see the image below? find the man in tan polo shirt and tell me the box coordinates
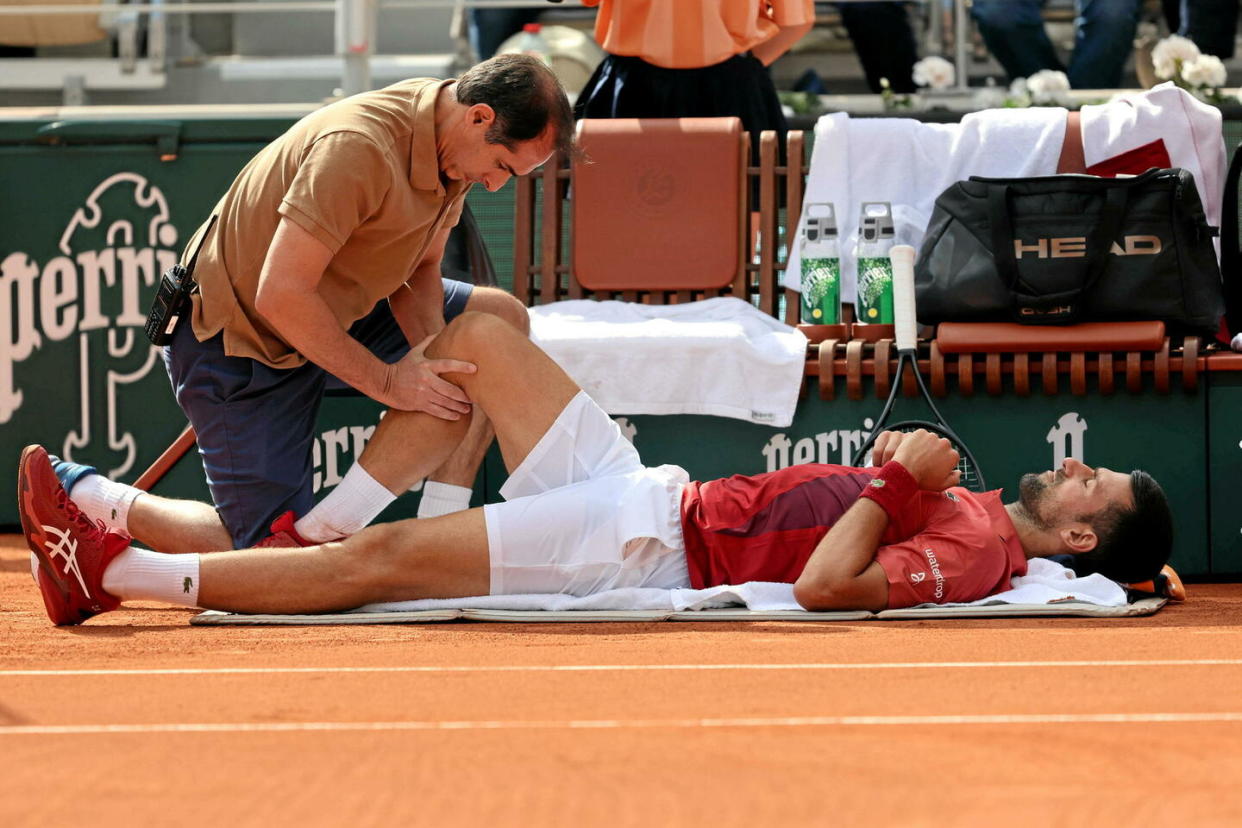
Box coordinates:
[48,54,574,554]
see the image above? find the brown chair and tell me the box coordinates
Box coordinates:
[573,117,745,298]
[513,117,807,318]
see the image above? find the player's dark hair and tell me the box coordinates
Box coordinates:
[455,54,575,159]
[1076,470,1173,583]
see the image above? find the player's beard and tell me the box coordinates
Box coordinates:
[1016,472,1054,530]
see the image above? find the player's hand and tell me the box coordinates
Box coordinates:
[378,334,477,418]
[883,429,961,491]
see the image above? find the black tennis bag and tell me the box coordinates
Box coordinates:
[913,168,1224,335]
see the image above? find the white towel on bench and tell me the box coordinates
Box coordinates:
[352,557,1125,614]
[528,297,808,427]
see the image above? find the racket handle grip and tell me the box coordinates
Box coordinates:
[890,244,918,351]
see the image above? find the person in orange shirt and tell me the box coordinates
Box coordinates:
[574,0,815,167]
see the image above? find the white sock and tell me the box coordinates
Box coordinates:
[68,475,142,534]
[417,481,473,518]
[294,463,395,542]
[102,547,201,607]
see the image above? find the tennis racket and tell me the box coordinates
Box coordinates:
[850,244,987,492]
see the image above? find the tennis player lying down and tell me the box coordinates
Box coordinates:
[19,312,1174,626]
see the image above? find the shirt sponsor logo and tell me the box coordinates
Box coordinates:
[922,547,945,600]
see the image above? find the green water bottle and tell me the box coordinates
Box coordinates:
[799,203,840,324]
[856,201,895,325]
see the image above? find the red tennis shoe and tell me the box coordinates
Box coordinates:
[254,510,314,548]
[18,445,130,626]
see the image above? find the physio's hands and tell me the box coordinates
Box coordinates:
[871,428,960,491]
[379,334,477,418]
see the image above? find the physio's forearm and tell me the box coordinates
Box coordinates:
[390,268,446,345]
[258,286,387,398]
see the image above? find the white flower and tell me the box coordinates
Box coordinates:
[1151,34,1201,80]
[1181,53,1227,89]
[1005,77,1031,106]
[1026,69,1071,103]
[972,80,1006,109]
[912,56,955,90]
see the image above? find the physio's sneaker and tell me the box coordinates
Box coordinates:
[18,445,129,626]
[45,452,98,496]
[254,510,313,548]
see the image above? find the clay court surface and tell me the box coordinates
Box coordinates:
[4,534,1242,826]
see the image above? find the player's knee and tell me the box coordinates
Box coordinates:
[341,521,440,597]
[441,311,519,360]
[466,287,531,336]
[326,526,397,592]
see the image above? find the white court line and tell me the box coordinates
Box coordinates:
[5,712,1242,736]
[5,659,1242,677]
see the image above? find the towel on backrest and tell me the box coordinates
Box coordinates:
[352,558,1126,614]
[1079,82,1225,261]
[528,297,808,427]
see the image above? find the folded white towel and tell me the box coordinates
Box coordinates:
[786,107,1067,303]
[528,297,808,427]
[353,558,1126,614]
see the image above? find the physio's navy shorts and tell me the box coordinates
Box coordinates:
[163,278,474,548]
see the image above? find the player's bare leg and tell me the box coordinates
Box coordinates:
[127,496,233,554]
[197,509,491,614]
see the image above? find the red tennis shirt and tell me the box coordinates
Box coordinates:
[679,463,1028,608]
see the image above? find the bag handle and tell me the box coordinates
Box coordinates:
[987,182,1130,323]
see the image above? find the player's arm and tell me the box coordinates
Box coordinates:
[255,218,473,417]
[793,430,960,612]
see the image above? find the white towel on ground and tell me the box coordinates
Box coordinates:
[785,107,1067,303]
[353,558,1126,614]
[528,297,808,427]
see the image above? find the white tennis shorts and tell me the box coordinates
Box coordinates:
[483,391,691,596]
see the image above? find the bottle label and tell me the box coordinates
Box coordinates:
[800,257,840,324]
[857,256,894,324]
